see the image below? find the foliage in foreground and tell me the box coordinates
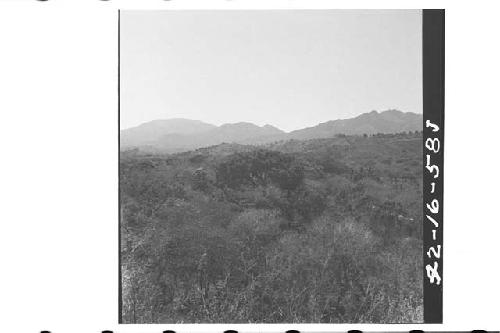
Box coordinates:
[120,132,423,323]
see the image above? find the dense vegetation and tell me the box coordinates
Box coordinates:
[120,131,423,323]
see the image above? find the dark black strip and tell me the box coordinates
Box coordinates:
[118,9,122,324]
[422,9,445,323]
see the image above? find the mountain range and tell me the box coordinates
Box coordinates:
[121,109,422,153]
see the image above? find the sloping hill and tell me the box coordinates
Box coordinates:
[288,110,422,140]
[120,110,422,153]
[120,119,217,147]
[152,122,285,152]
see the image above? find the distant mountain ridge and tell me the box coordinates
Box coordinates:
[120,118,217,147]
[121,110,422,153]
[288,109,422,140]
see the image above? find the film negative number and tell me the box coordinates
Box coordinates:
[425,261,442,285]
[424,119,441,286]
[425,119,440,132]
[425,154,439,178]
[425,137,440,153]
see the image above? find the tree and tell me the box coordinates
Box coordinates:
[192,168,209,191]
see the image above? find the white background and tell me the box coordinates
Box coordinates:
[0,0,499,332]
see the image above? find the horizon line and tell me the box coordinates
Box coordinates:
[120,109,423,132]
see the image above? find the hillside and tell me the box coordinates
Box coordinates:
[152,122,285,153]
[120,131,423,323]
[120,110,422,153]
[120,118,217,147]
[288,110,422,140]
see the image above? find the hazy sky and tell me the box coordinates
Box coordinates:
[120,10,422,132]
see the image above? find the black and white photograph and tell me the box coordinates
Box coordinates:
[119,9,426,324]
[5,0,500,332]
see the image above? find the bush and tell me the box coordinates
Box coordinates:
[215,150,304,191]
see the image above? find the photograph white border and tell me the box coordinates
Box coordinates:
[0,0,499,332]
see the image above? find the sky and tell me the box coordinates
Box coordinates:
[120,10,422,132]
